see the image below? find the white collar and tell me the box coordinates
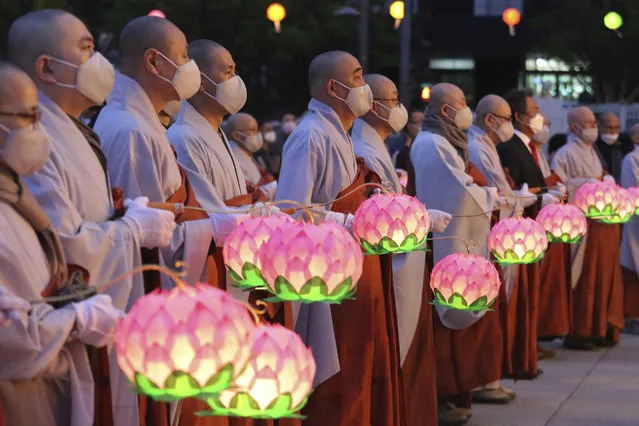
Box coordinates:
[513,129,531,151]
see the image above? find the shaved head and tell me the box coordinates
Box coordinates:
[598,111,620,136]
[119,16,185,70]
[308,51,361,97]
[568,106,595,127]
[226,112,257,134]
[364,74,396,99]
[476,94,510,118]
[188,39,228,75]
[7,9,87,74]
[429,83,465,115]
[630,123,639,140]
[0,61,37,109]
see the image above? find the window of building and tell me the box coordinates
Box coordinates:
[474,0,523,17]
[523,55,592,100]
[429,58,475,70]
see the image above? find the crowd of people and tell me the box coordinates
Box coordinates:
[0,8,637,426]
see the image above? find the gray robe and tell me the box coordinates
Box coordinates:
[620,146,639,276]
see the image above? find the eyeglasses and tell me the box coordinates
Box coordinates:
[0,108,41,125]
[488,113,512,121]
[374,98,401,108]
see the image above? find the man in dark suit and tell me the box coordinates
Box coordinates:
[595,111,634,182]
[498,88,555,212]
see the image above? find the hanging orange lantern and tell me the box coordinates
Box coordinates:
[267,3,287,33]
[502,8,521,36]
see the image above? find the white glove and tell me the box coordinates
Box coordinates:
[249,202,281,217]
[71,294,124,348]
[603,175,616,184]
[542,193,560,207]
[512,183,538,209]
[553,183,567,195]
[323,211,355,229]
[259,181,277,200]
[428,209,452,233]
[372,188,382,196]
[210,213,249,245]
[0,288,31,326]
[123,197,177,249]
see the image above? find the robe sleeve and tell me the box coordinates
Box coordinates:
[0,301,77,381]
[478,145,511,194]
[275,128,324,207]
[550,149,570,183]
[171,133,227,209]
[621,154,639,188]
[24,162,144,311]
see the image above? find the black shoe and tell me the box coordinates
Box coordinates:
[563,336,596,351]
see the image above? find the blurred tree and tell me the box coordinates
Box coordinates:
[1,0,403,120]
[530,0,639,102]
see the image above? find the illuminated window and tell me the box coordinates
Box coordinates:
[429,58,475,70]
[474,0,523,17]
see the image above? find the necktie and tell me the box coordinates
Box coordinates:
[530,143,541,169]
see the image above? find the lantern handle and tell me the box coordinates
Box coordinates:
[299,182,392,213]
[27,263,188,304]
[236,299,269,325]
[427,235,475,254]
[269,199,315,222]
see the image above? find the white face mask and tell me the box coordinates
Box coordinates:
[237,132,263,153]
[533,124,550,144]
[162,100,182,118]
[332,80,373,117]
[374,101,409,133]
[263,130,276,144]
[488,115,514,142]
[445,105,473,130]
[0,124,51,176]
[522,113,544,134]
[281,121,297,134]
[155,52,201,101]
[49,52,115,105]
[601,133,619,145]
[576,124,598,144]
[202,74,247,115]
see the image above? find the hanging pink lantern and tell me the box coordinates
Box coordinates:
[259,221,363,303]
[352,193,430,254]
[628,187,639,215]
[536,203,587,244]
[430,253,501,311]
[488,217,548,264]
[203,324,315,419]
[601,186,634,224]
[223,214,295,290]
[114,283,255,401]
[574,181,620,219]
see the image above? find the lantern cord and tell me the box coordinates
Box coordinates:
[28,264,188,305]
[428,236,475,254]
[292,182,392,212]
[269,199,315,221]
[452,191,569,219]
[237,299,269,325]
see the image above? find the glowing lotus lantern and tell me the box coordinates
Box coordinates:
[600,186,634,224]
[223,214,295,290]
[536,203,587,244]
[259,221,363,303]
[574,181,620,219]
[430,253,501,311]
[352,193,430,255]
[628,187,639,215]
[204,324,315,419]
[114,283,255,401]
[488,217,548,264]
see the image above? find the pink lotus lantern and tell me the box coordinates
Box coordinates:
[114,283,255,401]
[488,217,548,264]
[223,214,295,290]
[203,324,315,419]
[601,186,634,224]
[628,187,639,215]
[259,221,363,303]
[536,203,587,244]
[352,193,430,254]
[430,253,501,311]
[574,181,620,219]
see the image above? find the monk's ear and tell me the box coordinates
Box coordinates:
[144,49,160,76]
[34,55,57,84]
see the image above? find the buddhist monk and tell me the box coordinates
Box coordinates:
[351,73,453,425]
[7,10,178,426]
[411,83,508,424]
[0,59,123,426]
[275,51,403,426]
[552,106,624,349]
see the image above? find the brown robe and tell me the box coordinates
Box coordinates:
[623,266,639,318]
[538,242,572,338]
[302,159,404,426]
[570,220,624,343]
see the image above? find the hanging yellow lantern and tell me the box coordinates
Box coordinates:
[267,3,287,33]
[389,1,405,30]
